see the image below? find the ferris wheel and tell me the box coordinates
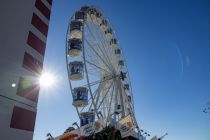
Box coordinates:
[66,6,139,134]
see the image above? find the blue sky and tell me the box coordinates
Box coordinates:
[33,0,210,140]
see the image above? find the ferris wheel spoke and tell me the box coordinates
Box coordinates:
[107,85,115,122]
[86,23,106,55]
[80,74,115,88]
[85,38,113,72]
[85,60,111,74]
[92,35,115,73]
[75,107,80,118]
[89,16,111,54]
[89,81,111,112]
[79,86,100,113]
[97,81,114,110]
[104,83,114,117]
[85,48,107,73]
[86,71,100,80]
[95,87,102,108]
[85,34,113,73]
[113,79,120,120]
[86,23,115,72]
[89,19,117,69]
[85,34,114,73]
[81,80,101,88]
[88,84,104,112]
[88,81,111,111]
[90,21,114,65]
[95,81,111,109]
[83,27,100,119]
[117,79,126,117]
[85,49,101,66]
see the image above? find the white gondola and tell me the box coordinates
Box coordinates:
[75,11,86,22]
[115,104,121,115]
[69,61,84,81]
[127,95,131,102]
[124,84,130,91]
[68,39,82,56]
[127,107,132,114]
[70,20,83,40]
[119,60,124,67]
[72,87,88,107]
[105,28,113,40]
[96,11,102,25]
[89,8,97,24]
[114,48,121,55]
[80,6,90,12]
[120,71,127,81]
[100,19,108,32]
[117,104,121,110]
[110,38,117,48]
[80,111,95,126]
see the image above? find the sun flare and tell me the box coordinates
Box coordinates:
[39,72,56,88]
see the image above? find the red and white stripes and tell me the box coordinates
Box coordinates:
[10,0,52,133]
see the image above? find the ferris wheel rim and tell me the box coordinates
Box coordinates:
[66,6,138,129]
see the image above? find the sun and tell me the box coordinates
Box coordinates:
[39,72,56,88]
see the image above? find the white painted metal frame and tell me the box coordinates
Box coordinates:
[66,6,139,135]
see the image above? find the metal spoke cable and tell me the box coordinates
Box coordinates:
[107,82,115,122]
[86,43,107,73]
[85,48,108,77]
[86,23,115,72]
[93,23,116,69]
[90,21,112,58]
[104,83,115,116]
[88,85,103,111]
[79,74,116,88]
[85,35,104,67]
[86,25,115,74]
[85,45,101,65]
[90,22,116,73]
[85,38,113,73]
[95,82,112,111]
[97,81,113,110]
[85,60,111,74]
[82,22,100,119]
[85,29,112,72]
[91,18,117,71]
[79,85,101,113]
